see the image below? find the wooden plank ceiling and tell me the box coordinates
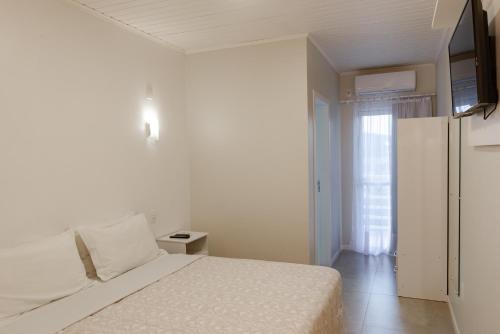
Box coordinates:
[74,0,446,71]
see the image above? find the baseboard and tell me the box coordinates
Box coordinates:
[331,248,342,266]
[447,297,460,334]
[341,244,353,251]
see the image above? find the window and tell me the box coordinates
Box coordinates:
[352,102,394,255]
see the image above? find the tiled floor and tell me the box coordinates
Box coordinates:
[333,251,455,334]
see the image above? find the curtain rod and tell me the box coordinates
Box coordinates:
[340,92,436,104]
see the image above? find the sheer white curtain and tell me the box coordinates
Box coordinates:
[392,96,433,118]
[352,101,395,255]
[352,97,432,256]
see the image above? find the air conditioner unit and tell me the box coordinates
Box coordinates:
[355,70,416,96]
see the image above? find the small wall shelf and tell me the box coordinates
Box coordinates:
[156,231,209,255]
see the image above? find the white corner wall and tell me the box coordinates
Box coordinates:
[186,38,311,264]
[306,40,342,264]
[435,1,500,332]
[0,0,190,246]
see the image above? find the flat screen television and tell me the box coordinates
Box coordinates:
[449,0,497,118]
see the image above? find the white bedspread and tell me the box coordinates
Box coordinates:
[3,255,344,334]
[63,256,343,333]
[0,254,201,334]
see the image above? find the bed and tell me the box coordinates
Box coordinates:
[2,254,343,334]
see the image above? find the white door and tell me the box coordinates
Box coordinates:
[397,116,448,301]
[314,94,332,266]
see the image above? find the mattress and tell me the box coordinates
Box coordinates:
[4,255,344,334]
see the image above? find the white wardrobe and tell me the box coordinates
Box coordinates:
[397,116,448,302]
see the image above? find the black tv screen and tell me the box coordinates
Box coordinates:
[449,0,497,118]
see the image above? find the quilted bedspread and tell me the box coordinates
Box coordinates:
[61,256,343,334]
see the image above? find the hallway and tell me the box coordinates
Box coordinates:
[333,251,454,334]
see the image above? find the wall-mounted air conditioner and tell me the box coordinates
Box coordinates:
[355,70,416,95]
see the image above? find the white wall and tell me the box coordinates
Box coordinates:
[1,2,340,266]
[0,0,190,246]
[306,40,342,264]
[436,1,500,332]
[186,38,311,264]
[339,64,437,247]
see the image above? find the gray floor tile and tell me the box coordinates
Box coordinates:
[345,317,364,334]
[376,255,396,273]
[334,251,379,268]
[362,325,406,334]
[364,294,454,334]
[342,274,375,293]
[334,251,454,334]
[343,292,370,321]
[371,271,397,296]
[334,261,378,278]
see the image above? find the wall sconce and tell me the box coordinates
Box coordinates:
[143,85,159,141]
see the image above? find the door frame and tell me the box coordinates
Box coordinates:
[308,90,332,265]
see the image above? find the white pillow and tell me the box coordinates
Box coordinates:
[0,230,90,320]
[75,212,136,278]
[78,214,162,281]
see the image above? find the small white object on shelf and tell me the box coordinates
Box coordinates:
[156,231,208,255]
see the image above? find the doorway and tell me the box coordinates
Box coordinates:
[313,93,333,266]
